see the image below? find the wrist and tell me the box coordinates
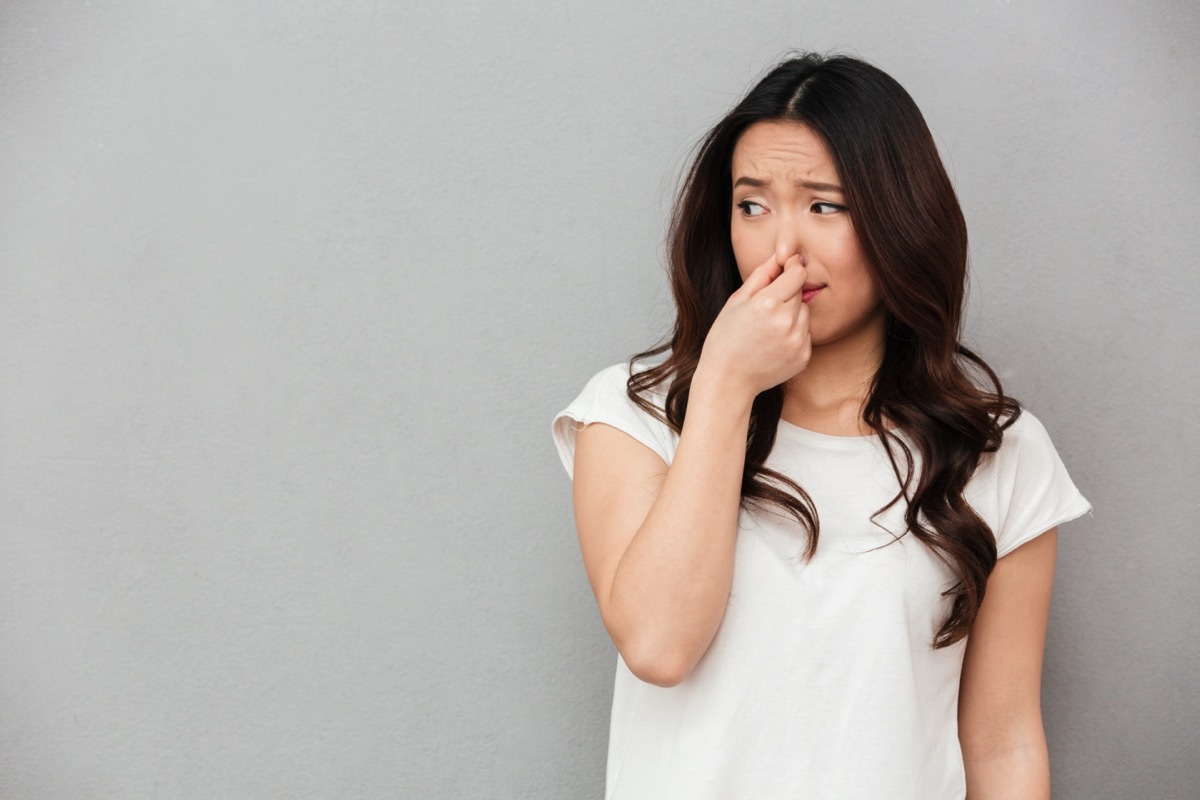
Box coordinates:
[690,361,756,420]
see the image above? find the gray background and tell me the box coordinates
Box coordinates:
[1,0,1196,798]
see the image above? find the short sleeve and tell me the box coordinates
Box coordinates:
[550,362,678,480]
[976,410,1093,558]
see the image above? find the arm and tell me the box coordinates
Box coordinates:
[958,528,1058,799]
[572,363,753,687]
[571,254,811,688]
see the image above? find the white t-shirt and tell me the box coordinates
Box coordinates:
[551,361,1092,800]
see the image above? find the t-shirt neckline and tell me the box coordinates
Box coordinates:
[776,417,891,448]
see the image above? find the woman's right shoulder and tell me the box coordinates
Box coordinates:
[550,359,677,480]
[580,359,671,397]
[579,360,635,396]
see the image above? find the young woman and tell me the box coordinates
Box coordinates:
[551,53,1090,799]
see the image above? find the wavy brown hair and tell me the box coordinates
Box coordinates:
[625,52,1020,649]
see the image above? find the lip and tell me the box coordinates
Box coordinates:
[800,284,825,303]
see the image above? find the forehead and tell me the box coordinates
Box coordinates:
[731,121,838,181]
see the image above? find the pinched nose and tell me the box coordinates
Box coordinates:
[777,251,808,269]
[775,232,808,268]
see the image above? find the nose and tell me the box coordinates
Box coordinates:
[773,216,806,268]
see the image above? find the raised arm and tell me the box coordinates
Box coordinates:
[571,254,811,687]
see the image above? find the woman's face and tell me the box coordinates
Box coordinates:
[729,120,883,350]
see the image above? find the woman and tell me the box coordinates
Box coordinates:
[551,53,1090,799]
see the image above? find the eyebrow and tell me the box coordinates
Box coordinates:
[733,176,845,194]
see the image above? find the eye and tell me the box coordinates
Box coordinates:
[736,200,766,217]
[811,202,845,215]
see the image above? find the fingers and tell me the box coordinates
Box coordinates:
[759,255,808,304]
[735,254,783,297]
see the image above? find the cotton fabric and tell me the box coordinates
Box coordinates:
[551,361,1091,800]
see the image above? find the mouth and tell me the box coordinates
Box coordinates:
[801,284,825,303]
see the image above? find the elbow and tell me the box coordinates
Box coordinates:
[618,639,697,688]
[600,605,713,688]
[625,653,692,688]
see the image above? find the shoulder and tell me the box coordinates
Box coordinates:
[970,407,1092,558]
[988,408,1063,474]
[576,360,638,398]
[559,361,671,428]
[550,359,677,480]
[1000,406,1049,442]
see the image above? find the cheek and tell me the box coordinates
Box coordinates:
[834,238,878,301]
[851,264,881,313]
[729,224,767,281]
[827,234,863,268]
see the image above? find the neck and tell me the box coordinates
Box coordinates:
[781,316,885,435]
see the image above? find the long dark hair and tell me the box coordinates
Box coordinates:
[627,52,1020,649]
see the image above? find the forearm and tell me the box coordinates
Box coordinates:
[963,732,1050,800]
[606,363,753,685]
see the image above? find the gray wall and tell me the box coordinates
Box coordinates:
[1,1,1196,797]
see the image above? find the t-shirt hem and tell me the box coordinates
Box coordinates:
[996,493,1093,558]
[551,409,669,481]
